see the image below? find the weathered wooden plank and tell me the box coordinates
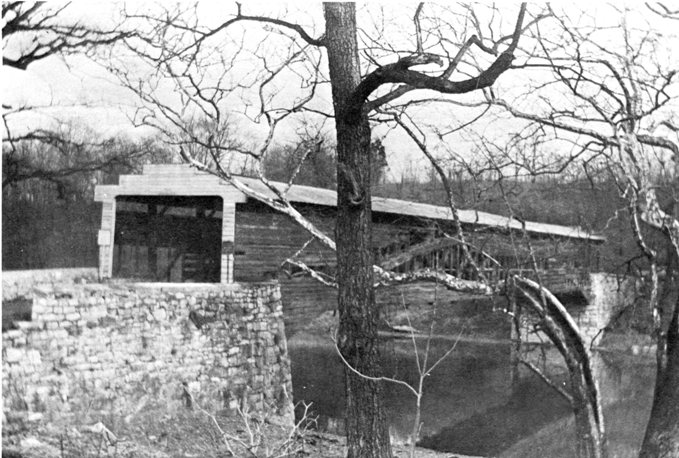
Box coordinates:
[222,203,236,239]
[143,164,196,174]
[110,186,246,201]
[131,174,224,186]
[220,203,236,283]
[94,187,118,202]
[96,185,245,202]
[278,277,338,333]
[235,247,335,261]
[116,179,224,191]
[98,199,116,278]
[236,222,333,247]
[100,202,114,229]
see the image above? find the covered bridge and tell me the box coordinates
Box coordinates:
[94,164,605,334]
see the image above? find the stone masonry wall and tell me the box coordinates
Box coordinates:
[577,273,638,346]
[2,268,99,300]
[518,273,637,348]
[2,280,293,425]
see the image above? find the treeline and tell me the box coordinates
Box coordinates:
[2,133,173,270]
[2,132,668,276]
[375,166,678,276]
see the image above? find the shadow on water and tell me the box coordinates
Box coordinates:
[418,378,571,456]
[289,336,655,457]
[500,395,653,458]
[290,337,527,445]
[290,341,346,431]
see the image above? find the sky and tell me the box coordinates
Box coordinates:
[3,1,678,180]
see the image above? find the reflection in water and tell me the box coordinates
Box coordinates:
[289,337,655,457]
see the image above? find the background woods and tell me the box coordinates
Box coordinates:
[3,2,679,458]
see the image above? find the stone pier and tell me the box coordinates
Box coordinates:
[2,276,293,425]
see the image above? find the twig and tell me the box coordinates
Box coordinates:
[519,359,574,405]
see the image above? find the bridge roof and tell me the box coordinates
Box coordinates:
[95,164,605,242]
[237,176,605,242]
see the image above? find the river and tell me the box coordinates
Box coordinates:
[289,335,655,457]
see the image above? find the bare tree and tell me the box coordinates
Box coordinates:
[489,5,679,456]
[110,3,538,456]
[2,123,155,190]
[2,1,134,188]
[333,293,466,458]
[2,2,128,71]
[262,121,337,189]
[385,108,608,457]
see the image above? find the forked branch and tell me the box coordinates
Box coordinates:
[349,3,528,123]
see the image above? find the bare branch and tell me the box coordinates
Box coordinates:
[520,359,575,405]
[413,3,424,54]
[2,2,132,70]
[374,267,493,295]
[284,259,337,289]
[349,3,528,122]
[162,3,325,58]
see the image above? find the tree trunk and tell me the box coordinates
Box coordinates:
[547,325,606,458]
[323,3,392,458]
[569,363,607,458]
[640,296,679,458]
[514,277,607,458]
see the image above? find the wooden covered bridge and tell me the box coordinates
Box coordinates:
[94,164,605,334]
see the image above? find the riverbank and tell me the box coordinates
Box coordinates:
[2,410,461,458]
[4,331,654,458]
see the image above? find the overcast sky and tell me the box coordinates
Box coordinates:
[3,1,678,180]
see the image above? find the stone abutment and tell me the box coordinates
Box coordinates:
[2,272,293,427]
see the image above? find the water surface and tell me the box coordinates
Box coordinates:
[289,336,654,456]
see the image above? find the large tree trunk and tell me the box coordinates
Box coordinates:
[323,3,392,458]
[640,296,679,458]
[637,185,679,458]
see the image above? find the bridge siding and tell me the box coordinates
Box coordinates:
[230,200,600,337]
[233,200,596,282]
[280,269,633,348]
[279,277,512,338]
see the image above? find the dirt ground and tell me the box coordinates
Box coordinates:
[2,408,465,458]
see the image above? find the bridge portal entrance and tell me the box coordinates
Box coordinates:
[113,195,223,282]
